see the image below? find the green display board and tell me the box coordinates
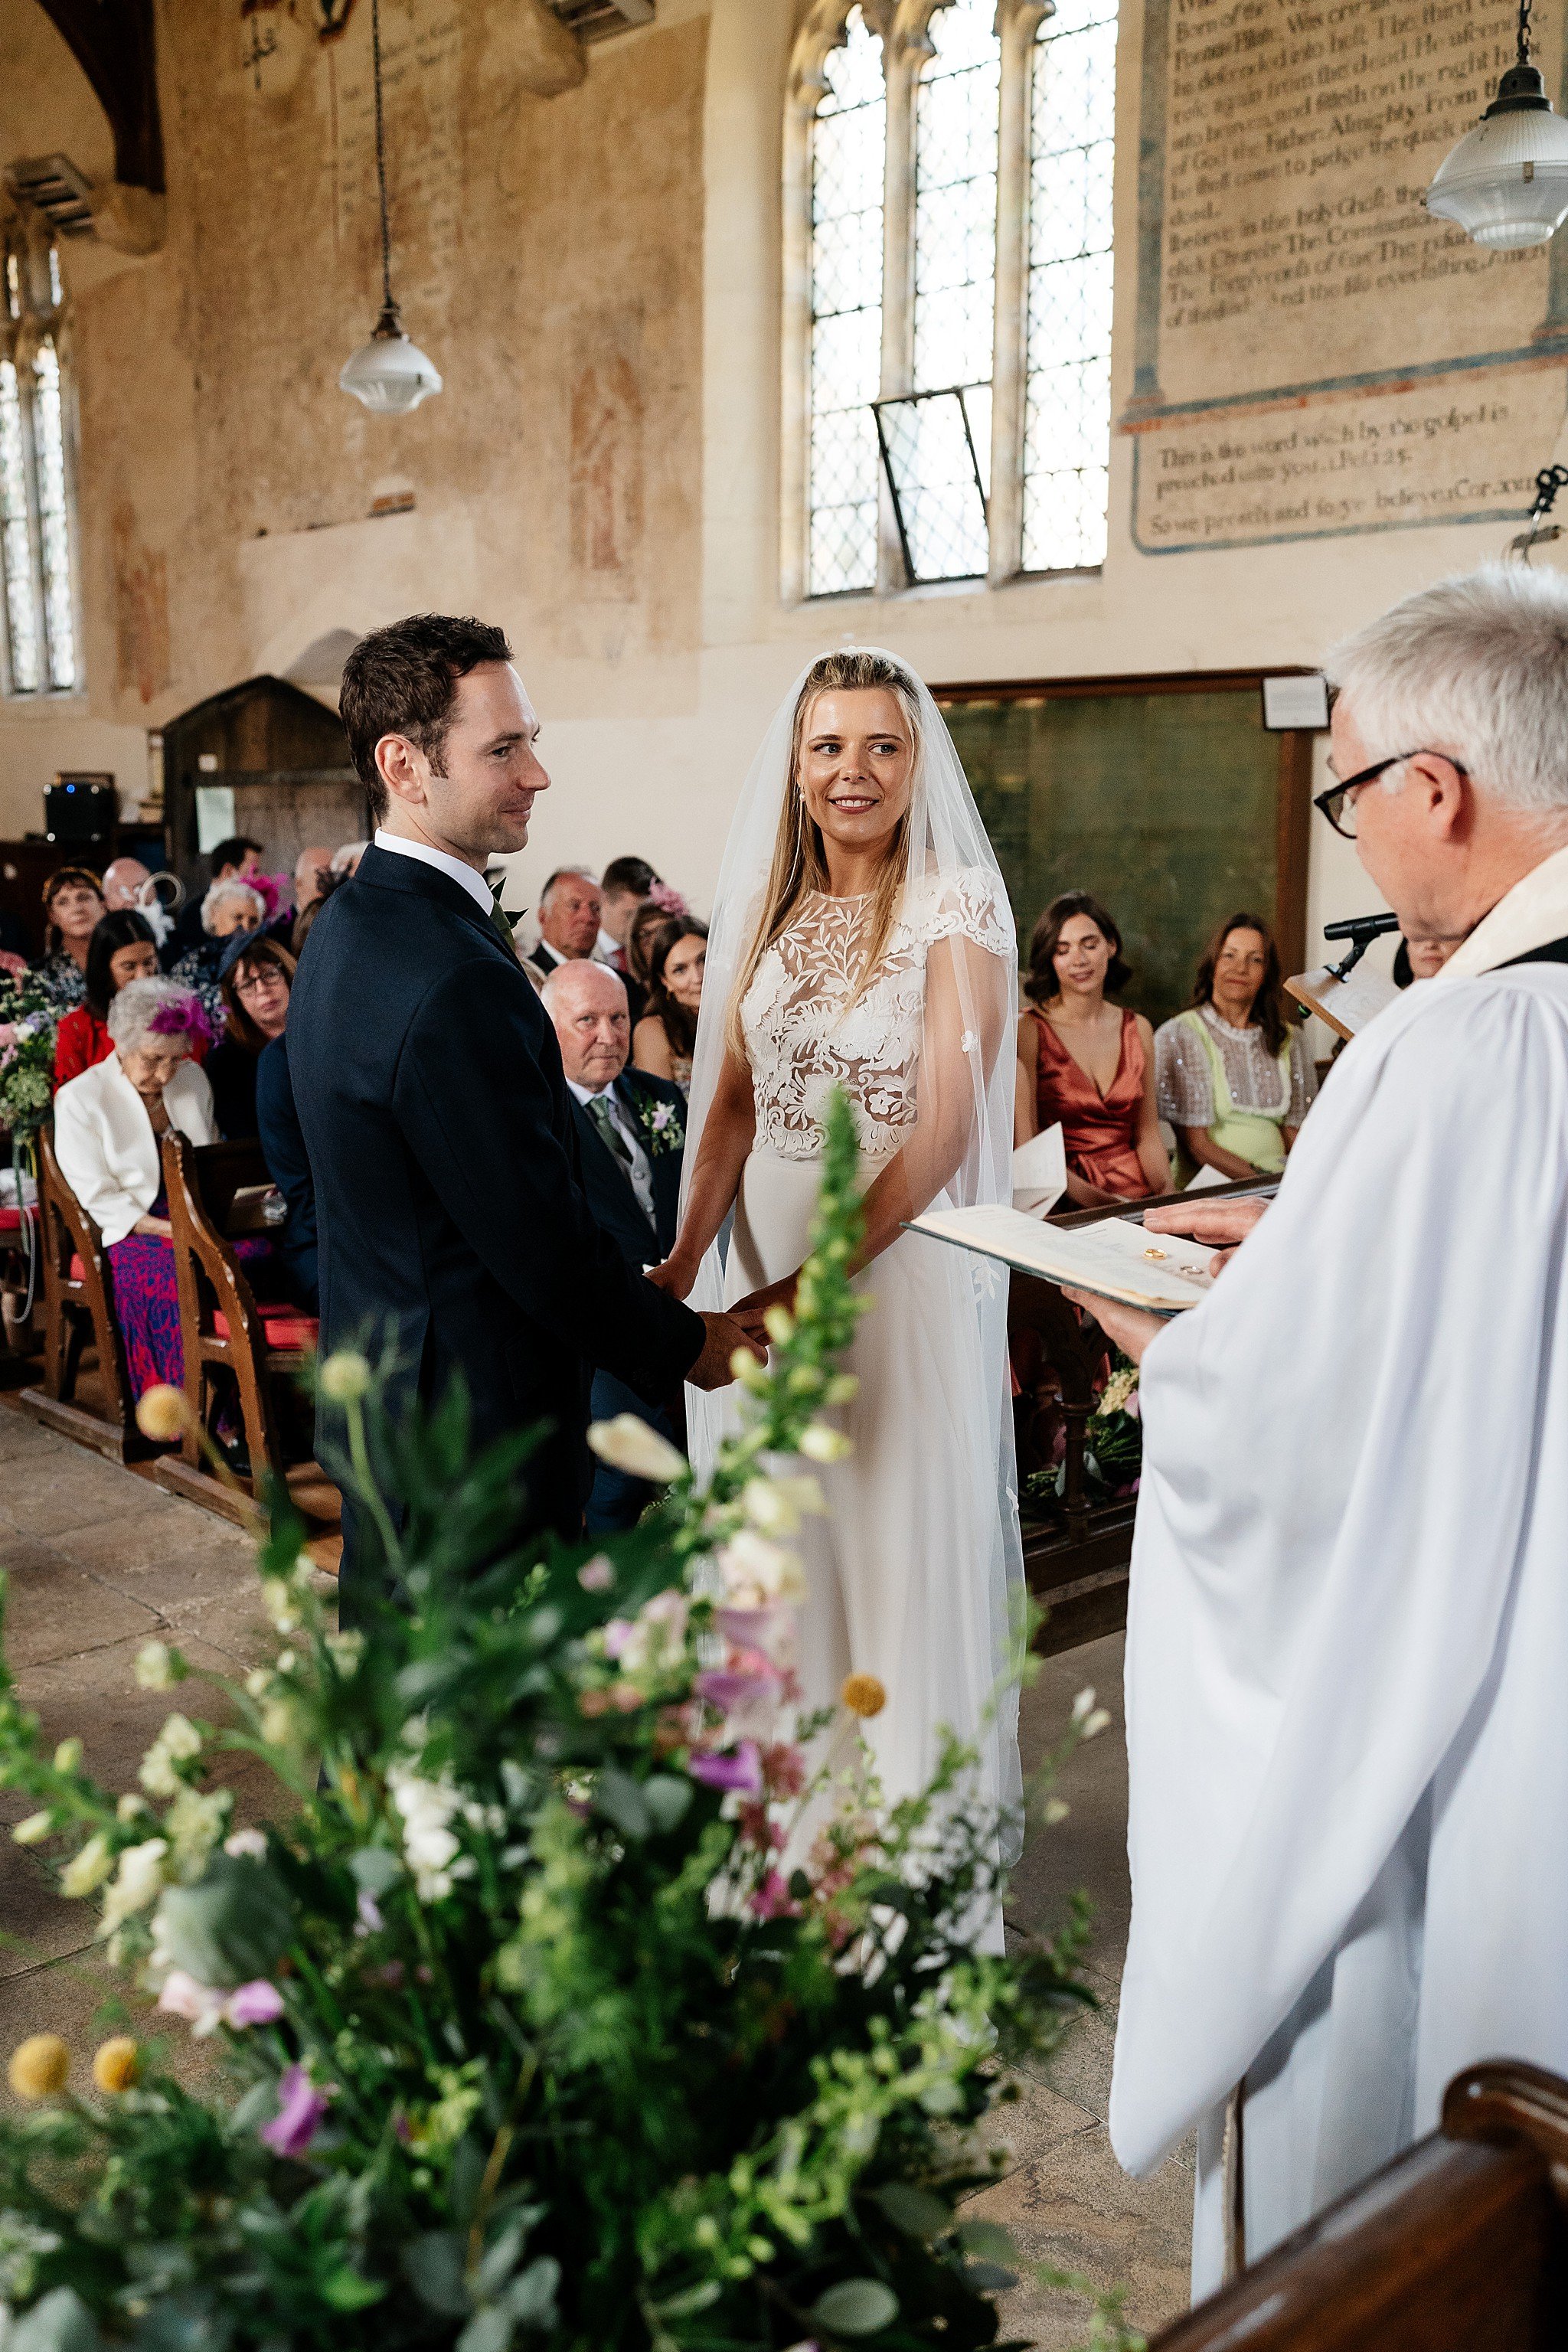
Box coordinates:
[939,684,1299,1027]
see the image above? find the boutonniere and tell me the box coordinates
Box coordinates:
[635,1093,685,1155]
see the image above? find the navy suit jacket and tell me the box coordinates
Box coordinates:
[254,1032,318,1312]
[568,1070,684,1272]
[287,846,704,1564]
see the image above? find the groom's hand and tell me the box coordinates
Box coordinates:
[688,1312,765,1391]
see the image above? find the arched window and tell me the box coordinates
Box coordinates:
[805,8,887,599]
[0,233,78,696]
[1021,0,1118,573]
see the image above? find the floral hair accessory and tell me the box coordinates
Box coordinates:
[149,997,217,1052]
[648,881,688,916]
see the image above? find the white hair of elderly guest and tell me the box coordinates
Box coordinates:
[201,877,266,933]
[1327,564,1568,818]
[331,841,368,875]
[106,976,201,1057]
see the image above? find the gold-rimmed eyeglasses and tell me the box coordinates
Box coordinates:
[1314,750,1468,839]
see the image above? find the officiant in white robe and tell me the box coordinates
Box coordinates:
[1072,566,1568,2299]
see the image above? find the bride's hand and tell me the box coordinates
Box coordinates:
[646,1250,700,1301]
[729,1272,799,1338]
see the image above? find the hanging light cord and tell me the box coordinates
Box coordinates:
[1517,0,1533,71]
[371,0,395,321]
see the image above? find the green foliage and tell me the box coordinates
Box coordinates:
[0,969,58,1145]
[0,1091,1099,2350]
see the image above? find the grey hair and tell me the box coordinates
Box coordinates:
[540,959,627,1014]
[201,877,265,933]
[1326,564,1568,813]
[106,976,199,1056]
[330,841,368,874]
[540,865,599,904]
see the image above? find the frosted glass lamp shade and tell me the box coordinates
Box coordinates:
[339,311,443,415]
[1426,67,1568,250]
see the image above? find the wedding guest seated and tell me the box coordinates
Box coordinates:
[103,856,177,965]
[1015,890,1168,1206]
[53,911,160,1087]
[526,867,603,982]
[294,846,333,916]
[51,978,264,1398]
[31,867,106,1016]
[544,958,686,1530]
[632,915,707,1096]
[171,835,263,956]
[626,889,688,1015]
[597,854,658,969]
[256,897,323,1310]
[329,840,368,878]
[1393,931,1462,984]
[170,877,265,1030]
[207,933,295,1138]
[1155,911,1318,1182]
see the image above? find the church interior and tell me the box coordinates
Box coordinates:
[1,0,1566,2343]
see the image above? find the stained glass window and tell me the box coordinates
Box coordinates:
[1021,0,1117,573]
[806,8,886,598]
[0,247,77,695]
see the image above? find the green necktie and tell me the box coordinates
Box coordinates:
[588,1092,636,1181]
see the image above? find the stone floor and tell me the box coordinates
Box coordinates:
[0,1400,1190,2344]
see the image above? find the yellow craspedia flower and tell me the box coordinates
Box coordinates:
[8,2034,69,2101]
[135,1384,188,1443]
[841,1673,886,1720]
[91,2037,139,2095]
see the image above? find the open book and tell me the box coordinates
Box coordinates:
[906,1203,1214,1314]
[1286,962,1398,1042]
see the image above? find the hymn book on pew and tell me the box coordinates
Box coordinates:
[906,1204,1215,1315]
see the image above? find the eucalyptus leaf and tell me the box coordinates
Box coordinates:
[641,1774,693,1833]
[9,2289,101,2352]
[594,1767,651,1840]
[455,2309,510,2352]
[150,1858,292,1988]
[958,2220,1017,2263]
[808,2278,900,2336]
[402,2232,471,2317]
[962,2262,1019,2293]
[318,2267,384,2313]
[348,1846,403,1897]
[870,2183,952,2239]
[474,2219,528,2301]
[501,2256,559,2327]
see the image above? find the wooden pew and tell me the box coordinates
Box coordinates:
[18,1125,137,1461]
[1153,2060,1568,2350]
[1017,1175,1276,1655]
[152,1131,338,1546]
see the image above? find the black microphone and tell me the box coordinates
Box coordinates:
[1322,910,1399,980]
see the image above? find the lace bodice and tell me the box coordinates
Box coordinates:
[740,868,1011,1161]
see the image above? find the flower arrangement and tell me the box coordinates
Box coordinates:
[0,969,57,1146]
[634,1092,684,1157]
[0,1092,1122,2352]
[1027,1355,1142,1514]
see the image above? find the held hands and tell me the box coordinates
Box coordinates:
[688,1312,766,1391]
[727,1272,799,1345]
[646,1252,700,1301]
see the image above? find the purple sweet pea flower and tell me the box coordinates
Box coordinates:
[260,2063,331,2158]
[689,1740,763,1794]
[227,1979,285,2027]
[354,1890,384,1936]
[694,1668,779,1713]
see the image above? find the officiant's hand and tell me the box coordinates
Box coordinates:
[1142,1196,1268,1275]
[1061,1289,1165,1365]
[688,1312,766,1390]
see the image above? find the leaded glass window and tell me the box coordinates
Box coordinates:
[0,242,78,695]
[1021,0,1117,573]
[806,9,886,598]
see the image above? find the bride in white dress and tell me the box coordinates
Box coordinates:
[651,649,1024,1842]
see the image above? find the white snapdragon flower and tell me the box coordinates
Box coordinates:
[586,1414,687,1484]
[387,1763,466,1903]
[139,1714,203,1799]
[799,1422,853,1465]
[60,1832,116,1899]
[741,1475,825,1537]
[134,1641,181,1691]
[609,1589,690,1675]
[715,1529,807,1609]
[98,1838,169,1937]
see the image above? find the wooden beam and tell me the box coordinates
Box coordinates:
[31,0,164,194]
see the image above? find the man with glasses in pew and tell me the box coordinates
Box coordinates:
[1069,566,1568,2296]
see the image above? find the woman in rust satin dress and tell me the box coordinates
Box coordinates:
[1015,891,1170,1208]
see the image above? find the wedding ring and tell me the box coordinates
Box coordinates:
[1143,1246,1168,1260]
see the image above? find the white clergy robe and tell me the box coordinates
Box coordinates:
[1109,849,1568,2297]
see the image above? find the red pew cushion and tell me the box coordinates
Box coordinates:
[69,1253,85,1282]
[213,1307,318,1351]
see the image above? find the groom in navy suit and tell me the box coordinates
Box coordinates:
[543,957,688,1530]
[288,614,754,1619]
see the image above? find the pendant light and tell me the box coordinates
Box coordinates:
[339,0,443,414]
[1425,0,1568,250]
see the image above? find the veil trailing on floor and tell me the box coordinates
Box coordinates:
[681,649,1027,1848]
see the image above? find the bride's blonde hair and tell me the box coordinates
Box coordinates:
[727,650,921,1054]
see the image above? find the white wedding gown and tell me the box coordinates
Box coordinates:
[720,871,1021,1834]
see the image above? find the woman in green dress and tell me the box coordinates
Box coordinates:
[1155,912,1316,1182]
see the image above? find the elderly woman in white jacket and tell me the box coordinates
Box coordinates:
[53,976,218,1398]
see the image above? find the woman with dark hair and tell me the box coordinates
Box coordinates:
[1016,890,1168,1206]
[53,911,160,1086]
[31,867,106,1016]
[207,932,296,1138]
[632,915,707,1095]
[1155,910,1317,1181]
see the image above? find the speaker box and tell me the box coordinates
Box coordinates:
[44,776,116,848]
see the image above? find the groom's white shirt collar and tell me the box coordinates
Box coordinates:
[374,828,495,919]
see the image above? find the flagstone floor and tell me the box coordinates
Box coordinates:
[0,1400,1190,2343]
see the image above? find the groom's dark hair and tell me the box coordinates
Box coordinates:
[340,613,513,822]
